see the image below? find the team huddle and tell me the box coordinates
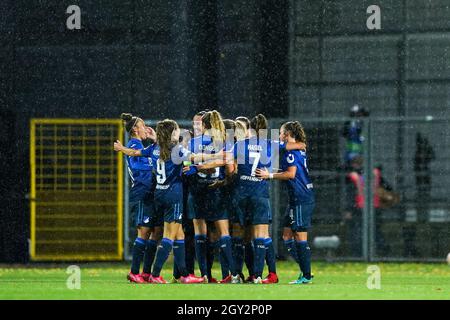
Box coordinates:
[114,110,315,285]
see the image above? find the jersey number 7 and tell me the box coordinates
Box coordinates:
[249,151,261,176]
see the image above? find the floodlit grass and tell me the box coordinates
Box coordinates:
[0,261,448,300]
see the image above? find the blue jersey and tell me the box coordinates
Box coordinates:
[141,143,190,195]
[186,135,222,194]
[233,137,273,198]
[280,149,315,204]
[125,138,153,201]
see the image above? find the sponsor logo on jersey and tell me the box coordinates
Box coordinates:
[247,144,263,151]
[240,175,263,182]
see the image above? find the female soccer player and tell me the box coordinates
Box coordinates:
[120,113,163,284]
[187,110,241,283]
[199,114,274,284]
[115,119,217,284]
[256,121,315,284]
[200,114,306,283]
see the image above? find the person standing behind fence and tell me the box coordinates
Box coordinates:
[342,105,369,169]
[342,155,385,257]
[403,132,435,257]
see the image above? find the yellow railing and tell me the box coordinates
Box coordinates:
[30,119,123,261]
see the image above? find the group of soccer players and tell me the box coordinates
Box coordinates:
[113,110,315,285]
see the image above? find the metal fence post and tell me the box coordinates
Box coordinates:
[123,132,131,261]
[362,119,373,262]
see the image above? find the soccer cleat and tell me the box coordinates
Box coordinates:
[253,276,263,284]
[218,275,232,284]
[289,274,314,285]
[180,274,205,284]
[202,275,209,283]
[151,276,167,284]
[208,277,218,283]
[231,274,243,284]
[141,273,153,283]
[245,275,255,283]
[169,276,181,284]
[127,272,145,284]
[262,272,279,284]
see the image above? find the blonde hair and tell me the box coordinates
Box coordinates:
[202,110,225,149]
[235,120,247,141]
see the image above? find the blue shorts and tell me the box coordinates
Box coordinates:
[235,195,272,226]
[283,202,315,232]
[130,197,162,228]
[191,190,228,222]
[154,195,183,224]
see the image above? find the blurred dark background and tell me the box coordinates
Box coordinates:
[0,0,289,263]
[1,1,450,263]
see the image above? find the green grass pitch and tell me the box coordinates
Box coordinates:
[0,261,449,300]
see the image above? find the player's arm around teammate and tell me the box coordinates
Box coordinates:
[119,113,162,284]
[256,121,315,284]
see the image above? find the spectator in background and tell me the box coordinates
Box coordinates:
[342,105,370,169]
[414,132,435,223]
[403,132,435,257]
[342,156,393,257]
[342,155,365,257]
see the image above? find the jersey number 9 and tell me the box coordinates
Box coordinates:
[156,159,167,184]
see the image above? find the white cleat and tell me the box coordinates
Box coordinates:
[253,276,263,284]
[231,275,243,284]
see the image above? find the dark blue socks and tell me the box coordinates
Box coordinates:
[194,234,207,277]
[219,235,235,277]
[253,238,266,278]
[131,238,146,274]
[296,240,312,279]
[232,237,244,275]
[173,240,188,277]
[142,239,158,274]
[152,238,173,277]
[284,239,301,265]
[244,241,254,277]
[207,240,218,279]
[264,238,276,274]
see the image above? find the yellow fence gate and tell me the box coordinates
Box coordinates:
[30,119,123,261]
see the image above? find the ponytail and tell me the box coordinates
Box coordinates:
[235,116,250,130]
[156,119,179,161]
[121,113,141,135]
[250,114,268,136]
[235,120,247,141]
[202,110,225,147]
[283,121,307,144]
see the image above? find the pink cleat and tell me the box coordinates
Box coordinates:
[180,274,205,284]
[218,275,232,284]
[141,273,153,283]
[151,275,167,284]
[127,272,145,284]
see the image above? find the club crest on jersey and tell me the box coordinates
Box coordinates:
[287,154,295,164]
